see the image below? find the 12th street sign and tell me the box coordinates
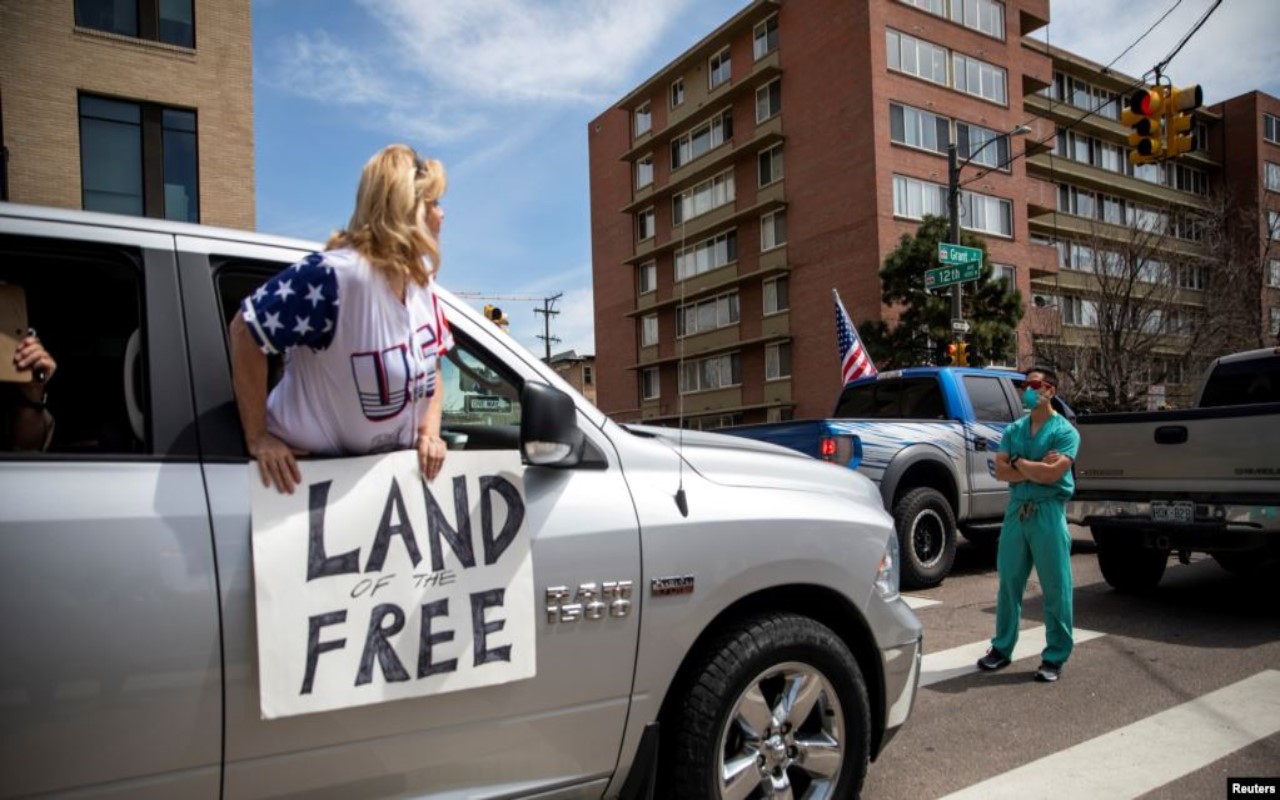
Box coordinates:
[938,243,983,266]
[925,262,982,290]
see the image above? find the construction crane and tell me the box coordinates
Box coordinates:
[452,291,564,361]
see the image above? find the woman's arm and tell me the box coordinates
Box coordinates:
[229,314,306,493]
[417,361,447,481]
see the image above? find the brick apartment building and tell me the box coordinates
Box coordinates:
[588,0,1278,426]
[1,0,254,229]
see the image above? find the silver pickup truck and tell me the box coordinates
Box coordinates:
[0,203,921,799]
[1070,348,1280,591]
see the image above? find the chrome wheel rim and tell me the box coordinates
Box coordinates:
[716,661,845,800]
[912,509,945,567]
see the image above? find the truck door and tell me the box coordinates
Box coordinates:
[0,224,221,798]
[176,238,642,799]
[961,374,1018,520]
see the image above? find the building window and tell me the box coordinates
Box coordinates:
[764,276,789,314]
[1061,295,1097,327]
[761,210,787,251]
[991,264,1015,288]
[893,174,1010,236]
[675,230,737,280]
[1178,265,1206,291]
[641,367,660,400]
[634,102,652,137]
[759,144,784,187]
[637,208,655,241]
[1270,212,1280,241]
[950,0,1004,39]
[1271,307,1280,337]
[670,108,733,170]
[79,94,199,222]
[673,169,735,225]
[889,102,950,155]
[952,53,1007,104]
[956,122,1010,170]
[886,30,949,87]
[641,314,658,346]
[677,292,740,337]
[901,0,946,14]
[1266,162,1280,193]
[75,0,195,48]
[709,47,732,90]
[1268,259,1280,288]
[583,365,593,385]
[635,154,653,189]
[680,352,741,394]
[1265,113,1280,145]
[670,78,685,108]
[756,79,782,123]
[765,342,792,380]
[754,15,779,59]
[638,261,657,295]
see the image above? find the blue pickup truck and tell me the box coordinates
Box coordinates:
[724,367,1072,588]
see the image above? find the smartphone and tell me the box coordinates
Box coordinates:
[0,284,32,383]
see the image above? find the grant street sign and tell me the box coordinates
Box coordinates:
[938,243,983,266]
[925,262,982,290]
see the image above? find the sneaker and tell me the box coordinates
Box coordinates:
[977,647,1011,671]
[1034,661,1062,682]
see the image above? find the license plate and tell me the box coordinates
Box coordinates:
[1151,501,1194,524]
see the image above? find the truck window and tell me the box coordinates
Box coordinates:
[437,330,523,451]
[834,378,944,420]
[964,375,1016,422]
[0,237,148,456]
[1198,356,1280,407]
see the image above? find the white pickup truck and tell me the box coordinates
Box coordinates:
[1069,348,1280,591]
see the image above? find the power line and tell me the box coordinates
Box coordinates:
[1102,0,1183,76]
[959,0,1222,191]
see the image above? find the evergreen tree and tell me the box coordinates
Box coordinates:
[859,215,1024,368]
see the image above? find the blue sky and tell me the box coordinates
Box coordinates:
[252,0,1280,358]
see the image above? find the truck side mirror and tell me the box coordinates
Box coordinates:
[520,381,584,467]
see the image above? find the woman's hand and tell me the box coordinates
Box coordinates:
[14,335,56,399]
[418,432,447,482]
[249,432,308,494]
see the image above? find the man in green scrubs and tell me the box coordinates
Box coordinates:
[977,367,1080,683]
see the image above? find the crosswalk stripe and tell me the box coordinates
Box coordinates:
[919,626,1106,688]
[901,595,941,610]
[938,669,1280,799]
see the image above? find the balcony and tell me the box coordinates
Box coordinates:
[1027,304,1062,338]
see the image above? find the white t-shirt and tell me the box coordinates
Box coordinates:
[240,248,453,456]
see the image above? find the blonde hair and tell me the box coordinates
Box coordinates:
[326,144,447,286]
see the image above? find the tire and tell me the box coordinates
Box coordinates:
[893,487,957,589]
[664,613,870,800]
[1094,528,1167,592]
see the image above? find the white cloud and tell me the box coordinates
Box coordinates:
[1037,0,1280,102]
[368,0,692,105]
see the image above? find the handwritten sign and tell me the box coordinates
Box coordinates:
[251,451,535,719]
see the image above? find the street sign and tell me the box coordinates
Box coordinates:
[951,319,971,333]
[467,395,513,413]
[938,243,983,266]
[925,262,982,290]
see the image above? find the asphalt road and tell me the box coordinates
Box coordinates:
[861,527,1280,800]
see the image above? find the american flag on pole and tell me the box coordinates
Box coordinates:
[834,289,877,384]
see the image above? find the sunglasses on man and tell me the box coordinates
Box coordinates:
[1020,378,1054,391]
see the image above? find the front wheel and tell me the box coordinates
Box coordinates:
[893,487,958,589]
[664,613,871,800]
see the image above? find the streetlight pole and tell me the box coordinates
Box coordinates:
[945,125,1031,343]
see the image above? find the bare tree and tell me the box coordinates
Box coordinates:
[1197,186,1276,353]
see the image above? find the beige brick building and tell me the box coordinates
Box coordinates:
[1,0,254,229]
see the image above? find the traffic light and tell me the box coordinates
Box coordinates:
[483,304,509,332]
[1123,87,1164,165]
[1164,84,1203,158]
[946,342,969,367]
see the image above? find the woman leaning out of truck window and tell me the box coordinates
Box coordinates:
[229,144,453,495]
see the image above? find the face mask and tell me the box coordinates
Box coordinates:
[1022,387,1040,410]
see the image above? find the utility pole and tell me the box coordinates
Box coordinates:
[534,293,563,362]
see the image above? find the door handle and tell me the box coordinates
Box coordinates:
[1154,426,1187,445]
